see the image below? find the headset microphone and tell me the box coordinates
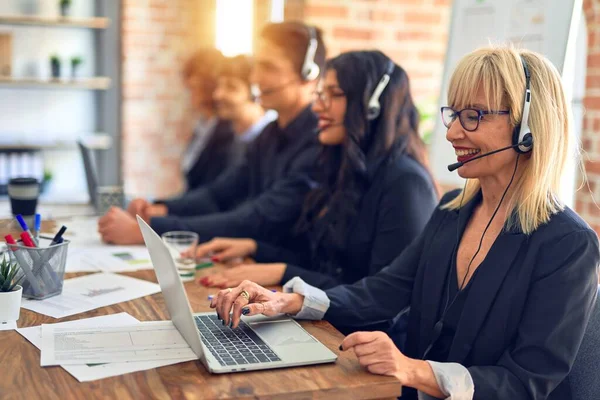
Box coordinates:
[447,135,533,172]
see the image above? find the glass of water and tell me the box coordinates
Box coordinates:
[161,231,199,270]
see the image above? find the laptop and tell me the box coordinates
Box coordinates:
[137,216,337,373]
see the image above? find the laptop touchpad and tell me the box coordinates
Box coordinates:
[249,320,316,346]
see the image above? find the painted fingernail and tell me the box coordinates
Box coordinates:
[338,345,343,351]
[222,319,226,326]
[211,256,220,262]
[207,295,214,301]
[242,307,250,315]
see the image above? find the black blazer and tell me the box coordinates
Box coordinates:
[324,190,599,400]
[151,106,319,242]
[253,154,438,289]
[184,120,240,192]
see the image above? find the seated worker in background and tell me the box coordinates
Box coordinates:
[194,50,438,290]
[126,55,276,222]
[211,47,600,400]
[180,48,232,192]
[99,22,326,245]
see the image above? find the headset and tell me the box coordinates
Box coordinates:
[513,55,533,153]
[301,26,320,81]
[367,60,395,121]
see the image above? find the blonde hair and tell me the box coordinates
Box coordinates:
[442,46,577,234]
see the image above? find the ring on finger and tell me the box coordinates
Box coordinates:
[240,290,250,300]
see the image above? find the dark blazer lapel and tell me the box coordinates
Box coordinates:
[418,213,459,353]
[418,192,482,354]
[448,230,527,363]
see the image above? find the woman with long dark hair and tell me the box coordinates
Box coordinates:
[194,50,438,290]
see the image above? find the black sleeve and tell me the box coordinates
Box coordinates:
[322,206,444,329]
[254,240,309,266]
[281,263,341,289]
[157,150,251,217]
[367,171,437,276]
[150,143,316,240]
[468,230,600,399]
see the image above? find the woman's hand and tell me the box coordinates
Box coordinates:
[341,331,418,384]
[341,331,444,397]
[127,198,149,217]
[126,199,167,222]
[210,280,304,328]
[191,237,257,262]
[198,263,286,288]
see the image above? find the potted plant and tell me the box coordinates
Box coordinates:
[70,56,83,79]
[0,258,23,324]
[59,0,71,17]
[50,54,61,79]
[41,169,53,194]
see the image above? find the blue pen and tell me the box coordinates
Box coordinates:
[16,214,38,246]
[34,214,41,243]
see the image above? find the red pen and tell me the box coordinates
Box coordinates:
[4,234,17,248]
[20,232,36,248]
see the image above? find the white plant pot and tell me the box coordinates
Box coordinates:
[0,285,22,322]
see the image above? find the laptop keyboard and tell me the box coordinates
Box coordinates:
[194,314,281,366]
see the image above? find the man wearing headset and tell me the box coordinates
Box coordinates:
[99,22,326,245]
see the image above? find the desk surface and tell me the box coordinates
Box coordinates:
[1,269,402,400]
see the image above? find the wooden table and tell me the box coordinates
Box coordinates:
[0,269,402,399]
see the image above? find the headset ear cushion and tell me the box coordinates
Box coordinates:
[512,124,521,147]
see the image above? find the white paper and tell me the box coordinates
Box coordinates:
[41,321,197,366]
[21,273,161,318]
[16,313,197,382]
[0,321,17,330]
[66,247,152,273]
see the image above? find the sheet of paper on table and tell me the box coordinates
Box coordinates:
[17,313,197,382]
[66,246,153,272]
[0,321,17,331]
[41,320,197,366]
[21,272,161,318]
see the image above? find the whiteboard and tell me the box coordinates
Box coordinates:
[429,0,582,188]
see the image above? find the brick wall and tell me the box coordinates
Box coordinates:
[298,0,451,106]
[121,0,213,199]
[581,0,600,235]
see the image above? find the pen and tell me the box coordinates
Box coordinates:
[5,234,43,295]
[16,214,38,246]
[34,214,41,243]
[20,231,36,248]
[50,225,67,245]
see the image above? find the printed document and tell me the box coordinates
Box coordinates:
[21,273,161,318]
[40,320,197,366]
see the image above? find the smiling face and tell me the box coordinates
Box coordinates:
[445,86,516,180]
[312,69,347,145]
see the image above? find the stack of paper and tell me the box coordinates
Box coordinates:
[21,272,161,318]
[17,313,198,382]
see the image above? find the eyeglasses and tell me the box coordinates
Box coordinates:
[440,106,510,132]
[312,89,346,110]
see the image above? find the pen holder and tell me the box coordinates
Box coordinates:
[6,236,69,300]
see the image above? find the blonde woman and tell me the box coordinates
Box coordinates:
[211,46,599,400]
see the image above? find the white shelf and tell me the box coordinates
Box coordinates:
[0,134,112,151]
[0,15,110,29]
[0,76,111,90]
